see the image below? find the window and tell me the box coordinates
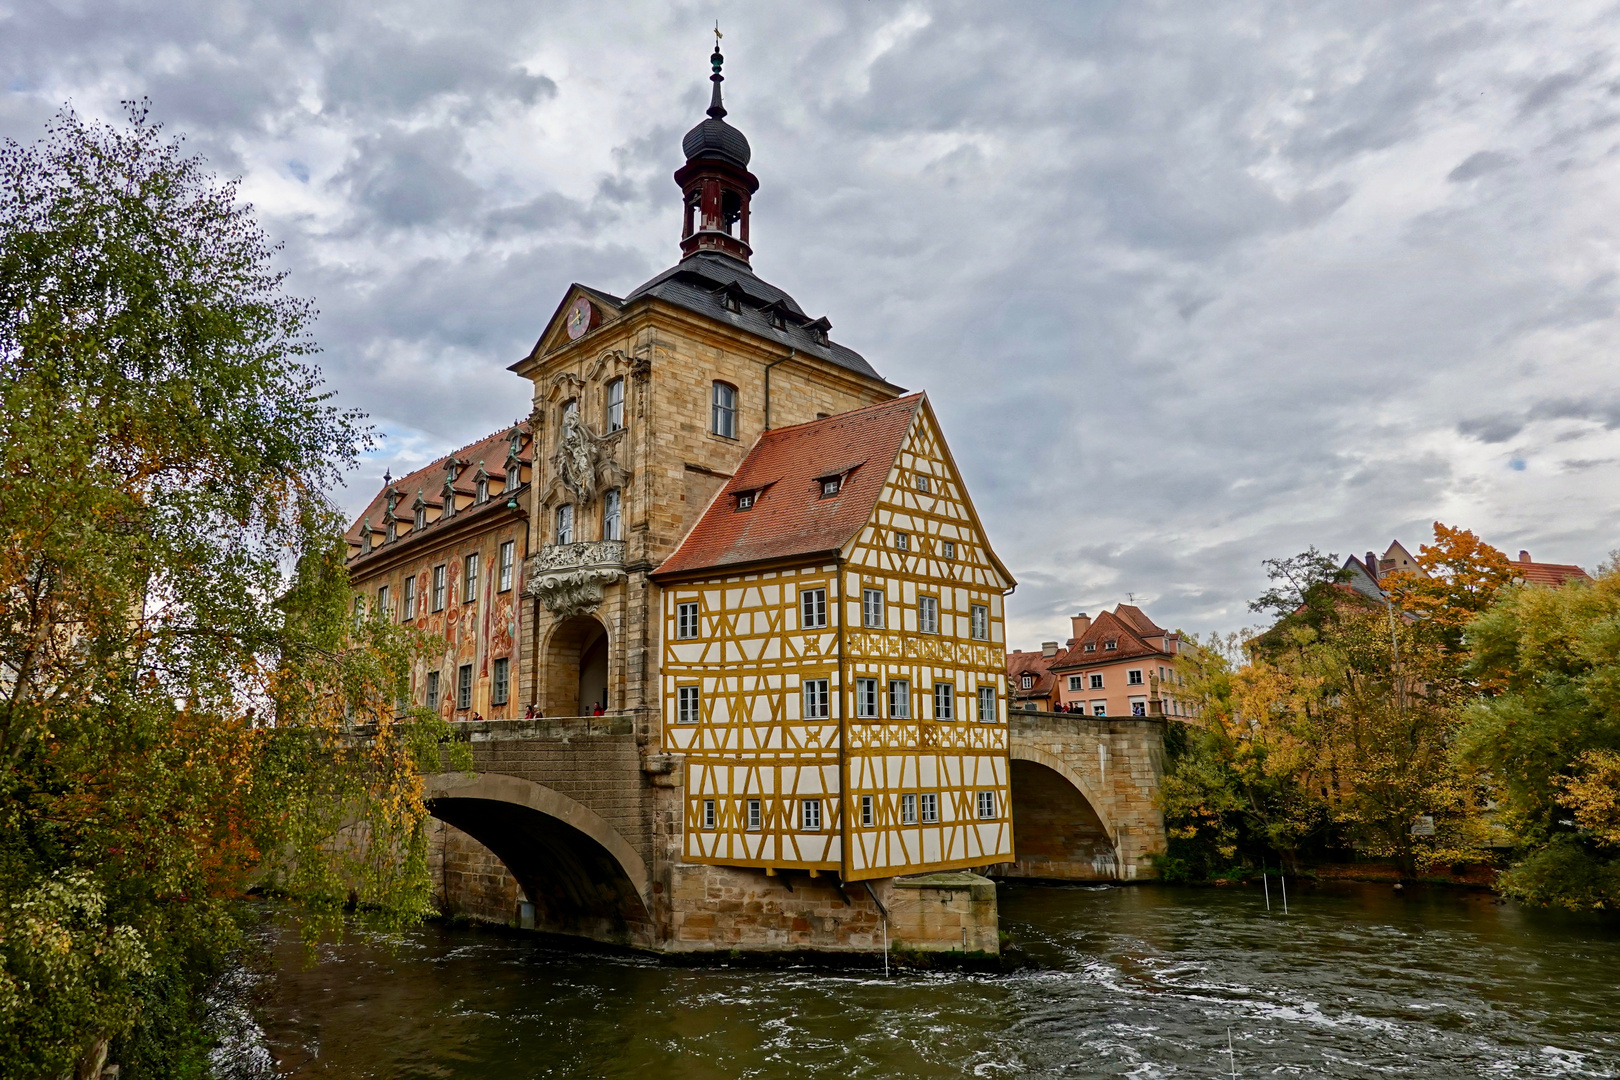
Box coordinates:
[415,505,427,531]
[403,576,416,620]
[1092,701,1107,716]
[862,588,884,628]
[606,378,625,432]
[943,541,956,559]
[603,488,622,541]
[977,791,997,819]
[1105,640,1118,651]
[860,795,874,827]
[746,799,761,831]
[918,596,938,634]
[901,794,918,825]
[1131,698,1147,717]
[855,678,879,719]
[978,686,996,722]
[1020,673,1033,690]
[1128,669,1144,685]
[915,474,931,493]
[736,491,754,511]
[889,680,911,719]
[803,678,830,720]
[1069,675,1084,692]
[1083,642,1096,653]
[426,670,441,710]
[677,686,701,724]
[702,799,716,830]
[934,682,954,721]
[821,477,841,497]
[476,476,488,504]
[377,585,389,621]
[463,553,478,603]
[801,799,822,831]
[488,657,508,707]
[457,664,473,710]
[711,382,737,438]
[353,595,364,627]
[506,463,521,491]
[499,541,515,592]
[894,531,909,551]
[970,604,988,641]
[800,588,827,629]
[920,793,939,823]
[1090,673,1105,690]
[677,601,700,639]
[443,491,455,519]
[386,519,396,543]
[431,565,447,611]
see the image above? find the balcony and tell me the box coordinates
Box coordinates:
[523,540,627,619]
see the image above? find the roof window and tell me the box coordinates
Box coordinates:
[735,490,755,511]
[820,477,841,497]
[1105,640,1118,650]
[1083,642,1096,653]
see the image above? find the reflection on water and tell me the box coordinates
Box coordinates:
[232,882,1620,1078]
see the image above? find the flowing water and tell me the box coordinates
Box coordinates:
[226,881,1620,1078]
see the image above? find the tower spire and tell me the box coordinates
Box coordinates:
[708,24,726,119]
[676,32,759,263]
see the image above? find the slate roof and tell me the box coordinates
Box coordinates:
[1049,607,1169,671]
[651,395,924,580]
[1511,552,1592,587]
[622,251,885,382]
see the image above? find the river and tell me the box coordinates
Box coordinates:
[221,881,1620,1078]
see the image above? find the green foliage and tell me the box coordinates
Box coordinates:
[0,103,456,1075]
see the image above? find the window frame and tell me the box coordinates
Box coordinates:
[933,682,955,721]
[918,595,939,635]
[901,793,918,826]
[676,601,700,640]
[800,588,827,629]
[820,476,841,498]
[855,677,879,719]
[376,584,389,621]
[915,474,931,493]
[603,487,622,541]
[889,679,911,719]
[498,541,515,592]
[457,664,473,711]
[475,476,488,504]
[894,531,909,551]
[403,576,416,621]
[1128,669,1144,685]
[801,798,822,832]
[1089,673,1105,690]
[702,799,717,830]
[803,678,830,720]
[555,504,574,545]
[862,588,884,629]
[415,506,427,531]
[1069,675,1084,692]
[920,792,939,824]
[606,377,625,432]
[463,553,478,603]
[746,799,762,831]
[677,685,701,724]
[711,381,737,439]
[425,670,440,710]
[970,604,989,641]
[860,794,874,827]
[431,564,447,612]
[943,540,956,559]
[978,685,997,722]
[491,657,510,706]
[977,791,996,819]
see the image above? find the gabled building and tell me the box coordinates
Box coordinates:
[650,394,1017,880]
[1048,604,1191,718]
[1342,540,1593,598]
[1007,644,1064,712]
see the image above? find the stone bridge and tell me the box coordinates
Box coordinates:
[997,711,1167,881]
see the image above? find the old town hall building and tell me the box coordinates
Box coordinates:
[344,45,1016,949]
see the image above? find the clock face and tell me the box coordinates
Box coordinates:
[565,296,595,340]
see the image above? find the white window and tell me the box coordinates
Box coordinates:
[1128,669,1144,685]
[499,541,515,592]
[1092,701,1107,716]
[1090,673,1105,690]
[803,679,830,720]
[457,664,472,710]
[475,476,488,504]
[678,686,701,724]
[603,488,622,541]
[443,491,455,519]
[801,799,822,831]
[506,463,521,491]
[901,794,918,825]
[894,531,909,551]
[920,793,939,823]
[977,791,996,819]
[746,799,761,831]
[943,541,956,559]
[703,799,716,830]
[801,588,827,629]
[860,795,874,827]
[888,679,911,719]
[915,474,930,493]
[970,604,988,641]
[821,476,841,497]
[1105,640,1118,651]
[676,601,700,640]
[934,682,954,721]
[1131,697,1147,717]
[606,377,625,432]
[403,576,415,620]
[855,678,879,718]
[415,505,427,531]
[736,491,754,510]
[556,504,574,545]
[463,553,478,603]
[492,657,509,706]
[978,686,996,722]
[386,519,396,543]
[425,670,441,710]
[711,382,737,438]
[431,564,447,611]
[377,585,389,621]
[919,596,938,634]
[862,588,884,628]
[1069,675,1084,692]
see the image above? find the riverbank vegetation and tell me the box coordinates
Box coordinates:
[0,106,450,1078]
[1160,527,1620,912]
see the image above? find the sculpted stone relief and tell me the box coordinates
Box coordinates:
[524,540,627,620]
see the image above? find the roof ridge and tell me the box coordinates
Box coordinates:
[759,392,924,439]
[387,421,530,492]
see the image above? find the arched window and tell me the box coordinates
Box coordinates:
[386,519,396,543]
[606,378,625,432]
[415,504,426,531]
[711,382,736,439]
[556,504,574,545]
[506,463,520,490]
[603,488,622,541]
[475,476,488,504]
[561,398,578,425]
[442,492,455,519]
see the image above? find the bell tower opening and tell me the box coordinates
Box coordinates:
[675,39,759,263]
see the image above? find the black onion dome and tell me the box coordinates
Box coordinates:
[682,117,751,168]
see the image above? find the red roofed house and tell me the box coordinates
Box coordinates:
[1509,550,1592,587]
[650,393,1017,881]
[1007,644,1064,713]
[1048,604,1192,719]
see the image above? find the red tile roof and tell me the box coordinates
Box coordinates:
[1007,649,1061,698]
[652,395,924,580]
[1049,607,1168,670]
[1113,603,1165,637]
[1511,554,1592,587]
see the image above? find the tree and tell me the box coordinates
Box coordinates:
[0,104,454,1078]
[1249,546,1349,623]
[1458,561,1620,910]
[1382,522,1515,653]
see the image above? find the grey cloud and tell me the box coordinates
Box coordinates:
[1520,70,1583,115]
[1447,149,1515,181]
[335,126,482,228]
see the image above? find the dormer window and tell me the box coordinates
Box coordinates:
[1083,642,1096,653]
[506,463,520,490]
[1021,674,1033,690]
[806,316,831,346]
[414,501,426,531]
[821,477,841,498]
[736,491,755,511]
[443,493,455,519]
[475,476,488,504]
[716,283,743,314]
[1105,640,1117,651]
[386,519,396,543]
[360,520,371,554]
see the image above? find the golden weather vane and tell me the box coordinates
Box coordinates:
[714,21,722,46]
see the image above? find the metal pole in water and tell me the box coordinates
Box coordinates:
[1262,870,1271,912]
[882,917,889,978]
[1227,1026,1237,1077]
[1281,874,1289,915]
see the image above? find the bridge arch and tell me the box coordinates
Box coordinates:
[1005,741,1120,881]
[425,772,653,939]
[1008,742,1117,842]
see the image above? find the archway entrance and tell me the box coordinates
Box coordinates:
[543,615,610,717]
[1003,759,1118,880]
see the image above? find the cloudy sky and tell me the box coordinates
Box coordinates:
[6,0,1618,644]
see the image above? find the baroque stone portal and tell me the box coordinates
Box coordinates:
[524,540,627,619]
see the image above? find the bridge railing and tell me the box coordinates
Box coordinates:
[446,713,637,742]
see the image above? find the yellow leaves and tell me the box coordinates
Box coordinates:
[1559,750,1620,849]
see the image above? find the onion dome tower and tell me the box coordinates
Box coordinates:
[676,40,760,264]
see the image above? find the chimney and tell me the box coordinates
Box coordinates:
[1519,550,1531,563]
[1041,641,1059,658]
[1071,612,1091,639]
[1366,551,1378,580]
